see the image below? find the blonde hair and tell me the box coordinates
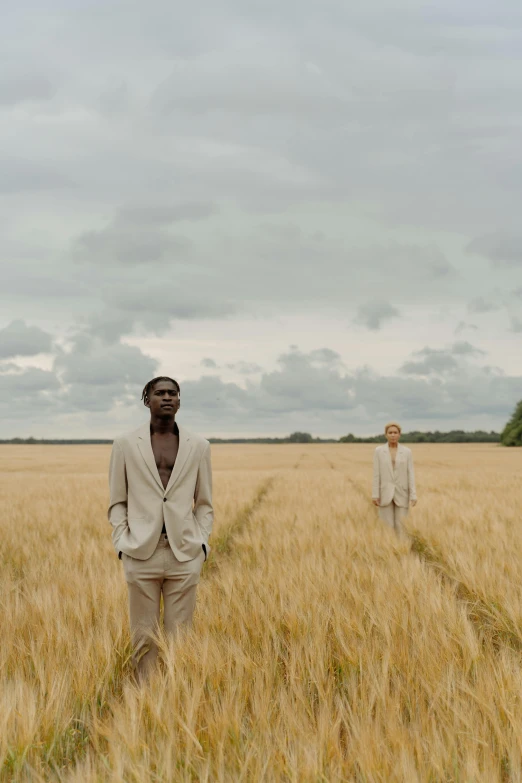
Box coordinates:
[384,421,402,434]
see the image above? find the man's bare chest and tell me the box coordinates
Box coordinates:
[151,436,179,486]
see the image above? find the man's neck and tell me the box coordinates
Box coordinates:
[150,416,178,436]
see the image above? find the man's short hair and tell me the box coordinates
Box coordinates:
[141,376,180,405]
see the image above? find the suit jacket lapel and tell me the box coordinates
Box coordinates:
[136,423,164,491]
[165,425,192,495]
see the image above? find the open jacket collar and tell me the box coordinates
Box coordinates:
[136,422,192,494]
[385,441,404,470]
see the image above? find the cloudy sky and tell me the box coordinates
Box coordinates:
[1,0,522,438]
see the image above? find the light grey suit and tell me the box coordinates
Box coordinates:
[108,422,213,679]
[108,422,213,561]
[372,443,416,534]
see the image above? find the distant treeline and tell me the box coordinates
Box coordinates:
[209,432,337,444]
[339,430,501,444]
[0,438,113,444]
[0,430,501,445]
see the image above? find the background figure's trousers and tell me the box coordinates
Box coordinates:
[122,533,205,680]
[378,501,409,537]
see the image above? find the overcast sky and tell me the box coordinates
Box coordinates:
[1,0,522,438]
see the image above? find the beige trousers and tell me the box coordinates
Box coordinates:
[122,532,205,680]
[378,501,409,537]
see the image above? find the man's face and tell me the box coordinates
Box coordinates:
[145,380,180,417]
[386,426,400,444]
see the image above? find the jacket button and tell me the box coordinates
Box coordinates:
[163,497,167,502]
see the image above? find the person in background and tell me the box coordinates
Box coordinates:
[108,376,213,681]
[372,421,417,537]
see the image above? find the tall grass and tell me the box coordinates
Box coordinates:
[1,444,522,781]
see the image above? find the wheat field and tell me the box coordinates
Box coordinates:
[1,442,522,782]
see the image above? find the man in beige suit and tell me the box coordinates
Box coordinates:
[108,376,213,680]
[372,421,417,537]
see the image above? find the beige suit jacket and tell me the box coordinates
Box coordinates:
[108,422,213,562]
[372,443,417,508]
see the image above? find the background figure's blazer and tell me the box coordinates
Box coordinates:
[108,423,213,562]
[372,443,417,508]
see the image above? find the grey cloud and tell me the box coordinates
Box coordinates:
[182,374,251,414]
[56,382,145,413]
[401,353,458,376]
[2,332,158,420]
[4,269,91,299]
[180,344,522,435]
[82,290,235,342]
[184,347,353,420]
[400,341,485,376]
[55,340,157,416]
[56,335,157,388]
[86,313,137,343]
[219,229,454,293]
[0,365,62,428]
[354,301,401,331]
[118,202,218,225]
[454,321,479,334]
[45,333,159,414]
[0,320,54,358]
[258,347,352,412]
[73,202,217,266]
[468,296,501,314]
[65,229,456,342]
[208,359,265,374]
[228,228,452,301]
[0,158,73,194]
[352,366,520,422]
[226,361,264,375]
[1,340,520,436]
[187,347,352,421]
[75,225,190,266]
[467,233,522,266]
[151,53,349,119]
[106,283,235,322]
[0,72,54,106]
[306,348,344,367]
[0,366,60,394]
[451,341,485,356]
[97,83,132,117]
[510,317,522,333]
